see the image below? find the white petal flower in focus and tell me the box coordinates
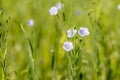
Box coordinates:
[118,4,120,10]
[67,28,77,38]
[49,6,58,15]
[63,41,73,52]
[27,19,34,27]
[78,27,89,37]
[56,2,63,10]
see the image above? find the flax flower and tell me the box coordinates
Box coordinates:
[63,41,73,52]
[49,6,58,15]
[78,27,89,37]
[67,28,77,38]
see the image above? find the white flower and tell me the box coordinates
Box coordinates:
[63,41,73,52]
[27,19,34,27]
[49,6,58,15]
[78,27,89,37]
[67,28,77,38]
[118,4,120,10]
[56,2,63,10]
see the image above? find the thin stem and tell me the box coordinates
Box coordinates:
[66,53,73,80]
[19,22,34,80]
[1,48,7,80]
[51,50,56,80]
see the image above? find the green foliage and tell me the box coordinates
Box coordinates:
[0,0,120,80]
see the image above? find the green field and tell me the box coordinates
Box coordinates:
[0,0,120,80]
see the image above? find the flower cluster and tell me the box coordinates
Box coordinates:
[49,2,63,15]
[67,27,89,38]
[63,27,90,52]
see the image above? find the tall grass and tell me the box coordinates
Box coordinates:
[0,0,120,80]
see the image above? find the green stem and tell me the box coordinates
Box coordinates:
[66,53,73,80]
[51,50,56,80]
[2,60,6,80]
[19,22,34,80]
[1,48,7,80]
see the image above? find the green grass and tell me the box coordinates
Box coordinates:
[0,0,120,80]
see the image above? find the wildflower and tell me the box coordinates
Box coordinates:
[63,41,73,52]
[49,6,58,15]
[67,28,77,38]
[118,4,120,10]
[27,19,34,27]
[56,2,63,10]
[78,27,89,37]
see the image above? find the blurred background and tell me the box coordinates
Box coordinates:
[0,0,120,80]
